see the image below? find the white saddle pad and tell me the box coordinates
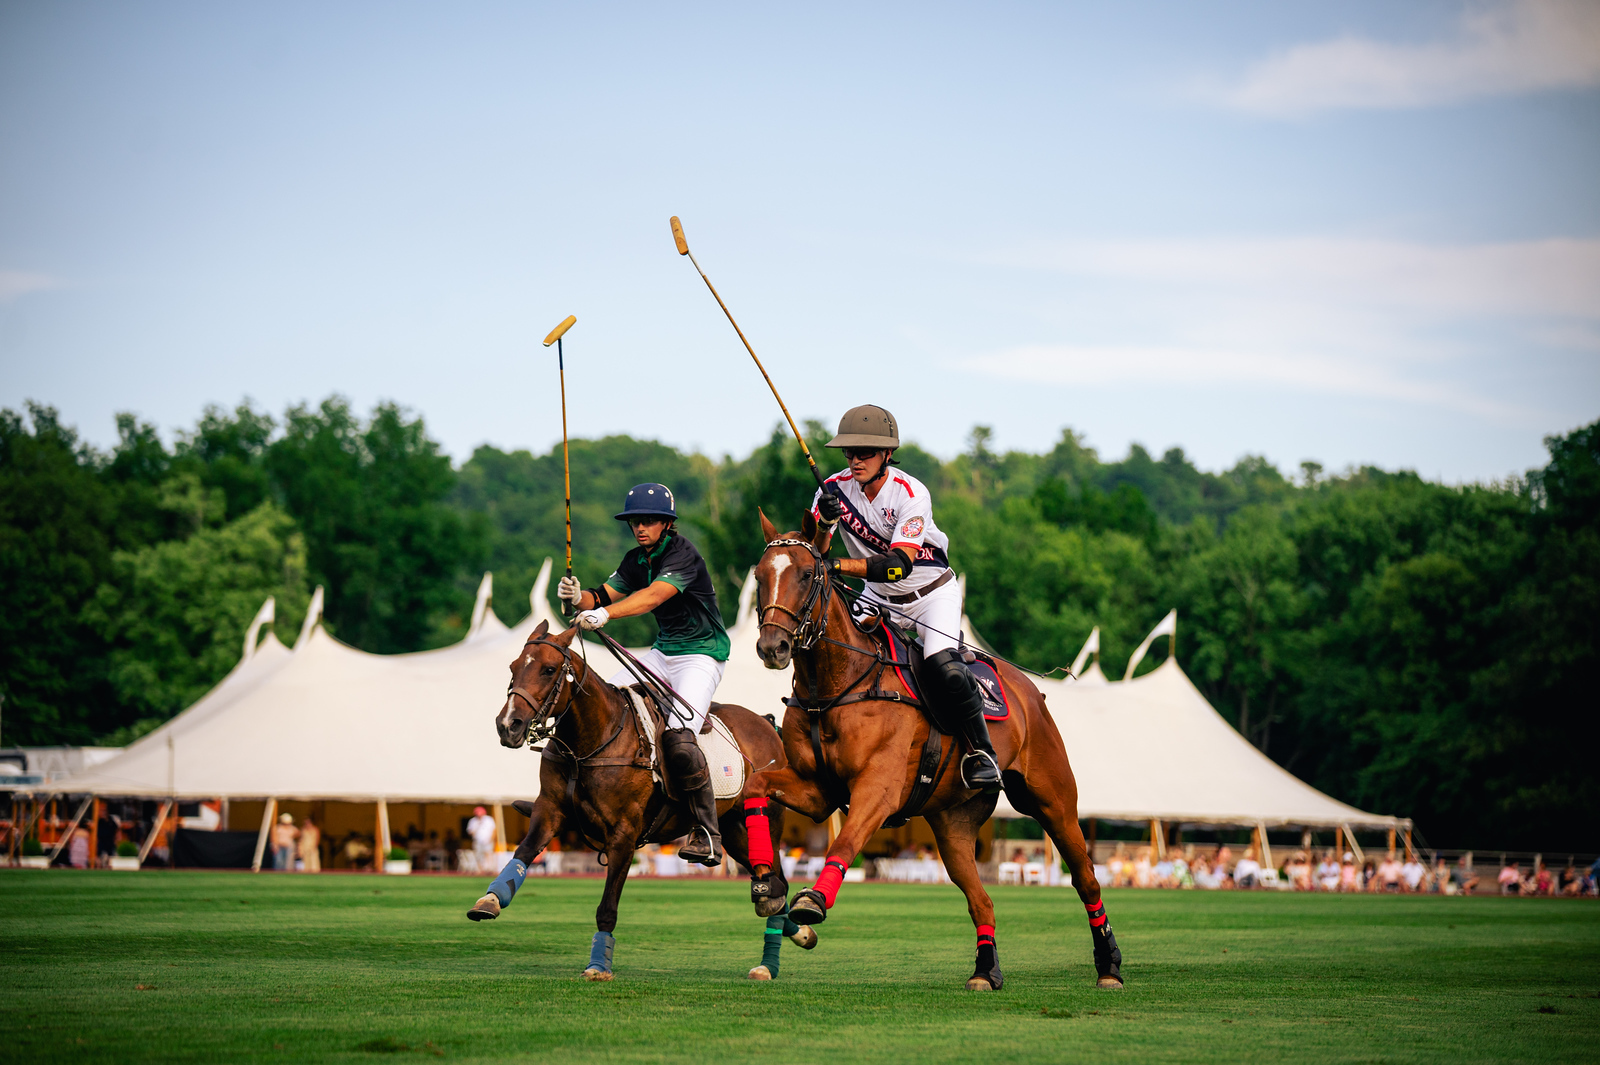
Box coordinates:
[624,690,746,800]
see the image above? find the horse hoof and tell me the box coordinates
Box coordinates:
[747,966,773,981]
[466,894,500,921]
[755,896,787,919]
[583,967,614,982]
[788,890,827,925]
[965,977,996,991]
[1096,976,1124,990]
[788,926,817,950]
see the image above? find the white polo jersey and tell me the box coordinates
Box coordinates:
[811,468,950,597]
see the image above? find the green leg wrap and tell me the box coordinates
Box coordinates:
[761,914,786,977]
[782,915,802,938]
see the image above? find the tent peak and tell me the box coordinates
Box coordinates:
[294,586,324,651]
[242,597,275,662]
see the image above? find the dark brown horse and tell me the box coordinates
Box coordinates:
[468,620,816,980]
[739,513,1123,990]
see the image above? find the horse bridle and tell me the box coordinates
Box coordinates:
[506,636,583,749]
[758,537,833,652]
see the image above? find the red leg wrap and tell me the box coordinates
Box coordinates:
[743,798,773,868]
[976,923,996,944]
[1085,901,1108,927]
[815,859,848,908]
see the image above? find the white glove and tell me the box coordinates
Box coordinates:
[576,607,610,631]
[557,575,583,606]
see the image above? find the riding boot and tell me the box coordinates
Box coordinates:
[924,649,1002,789]
[661,727,724,866]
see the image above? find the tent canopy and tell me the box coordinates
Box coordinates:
[52,563,1407,830]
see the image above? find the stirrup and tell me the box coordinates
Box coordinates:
[678,826,722,866]
[960,749,1002,788]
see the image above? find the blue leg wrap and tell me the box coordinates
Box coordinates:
[761,914,787,976]
[587,931,615,973]
[486,858,527,906]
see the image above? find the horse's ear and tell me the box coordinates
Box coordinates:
[804,512,830,553]
[759,508,778,544]
[530,619,550,640]
[553,625,578,646]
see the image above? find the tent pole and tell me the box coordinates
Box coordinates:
[1386,827,1396,857]
[47,794,94,865]
[252,799,277,872]
[137,800,172,866]
[492,802,506,854]
[1150,819,1165,860]
[1254,821,1273,872]
[1340,824,1365,866]
[90,799,102,867]
[377,800,392,871]
[1403,827,1414,863]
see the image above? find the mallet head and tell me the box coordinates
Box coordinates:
[670,216,689,256]
[543,315,577,347]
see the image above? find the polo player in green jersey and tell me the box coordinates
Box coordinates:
[559,482,732,865]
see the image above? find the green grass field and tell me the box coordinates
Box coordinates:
[2,870,1596,1063]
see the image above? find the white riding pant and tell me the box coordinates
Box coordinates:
[608,648,726,732]
[862,574,965,657]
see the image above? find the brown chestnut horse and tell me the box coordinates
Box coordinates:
[468,620,816,981]
[739,512,1123,990]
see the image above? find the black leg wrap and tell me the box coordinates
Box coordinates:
[971,935,1004,990]
[750,867,788,905]
[1086,903,1123,986]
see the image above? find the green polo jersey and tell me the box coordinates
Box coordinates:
[603,530,730,661]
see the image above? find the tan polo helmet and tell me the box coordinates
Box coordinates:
[825,404,900,449]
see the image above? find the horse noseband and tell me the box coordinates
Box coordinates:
[758,537,832,652]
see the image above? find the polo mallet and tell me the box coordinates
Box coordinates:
[670,216,830,495]
[543,314,578,616]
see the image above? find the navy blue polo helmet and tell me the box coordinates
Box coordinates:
[614,483,678,522]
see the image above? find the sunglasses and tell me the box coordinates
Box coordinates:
[627,518,667,529]
[843,448,885,461]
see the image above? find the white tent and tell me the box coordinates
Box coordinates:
[51,564,1403,834]
[987,617,1406,831]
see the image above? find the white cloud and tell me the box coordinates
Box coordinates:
[1218,0,1600,115]
[959,343,1537,423]
[0,270,63,303]
[956,234,1597,427]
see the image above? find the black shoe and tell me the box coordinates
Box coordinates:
[960,749,1002,789]
[678,823,723,866]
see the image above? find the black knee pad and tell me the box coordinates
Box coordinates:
[661,728,710,790]
[923,648,982,702]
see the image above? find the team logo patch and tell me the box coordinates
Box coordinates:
[900,516,924,538]
[881,508,896,523]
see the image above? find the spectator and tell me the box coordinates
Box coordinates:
[1360,859,1378,891]
[1534,863,1554,896]
[1498,859,1521,895]
[1133,848,1152,889]
[1193,853,1223,889]
[1401,853,1426,893]
[68,826,90,869]
[1339,853,1359,892]
[1285,850,1313,891]
[1560,861,1580,896]
[96,810,119,869]
[1317,850,1341,892]
[1450,854,1480,895]
[1377,853,1403,893]
[1154,854,1175,888]
[298,816,321,873]
[466,806,498,873]
[1234,848,1262,889]
[1107,844,1127,888]
[272,813,298,871]
[342,833,373,870]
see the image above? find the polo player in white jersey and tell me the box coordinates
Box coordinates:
[809,404,1002,789]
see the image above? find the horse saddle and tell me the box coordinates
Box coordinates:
[624,686,745,801]
[853,607,1011,723]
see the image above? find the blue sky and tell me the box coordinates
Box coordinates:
[2,1,1596,482]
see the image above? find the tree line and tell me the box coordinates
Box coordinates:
[2,398,1593,849]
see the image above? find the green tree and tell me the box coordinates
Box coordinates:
[265,398,482,653]
[83,503,311,743]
